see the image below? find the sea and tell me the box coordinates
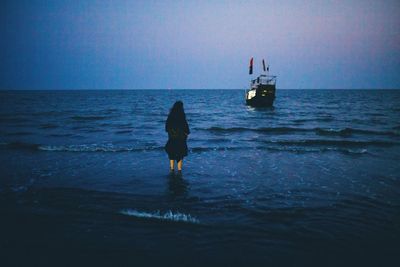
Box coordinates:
[0,89,399,266]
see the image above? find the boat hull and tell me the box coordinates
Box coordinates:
[246,84,276,107]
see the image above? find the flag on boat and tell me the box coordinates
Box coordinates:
[262,59,266,72]
[249,57,253,75]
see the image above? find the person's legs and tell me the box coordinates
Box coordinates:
[177,160,183,171]
[170,160,175,171]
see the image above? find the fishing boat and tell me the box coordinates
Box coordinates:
[245,58,277,107]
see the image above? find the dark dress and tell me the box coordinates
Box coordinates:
[165,115,190,161]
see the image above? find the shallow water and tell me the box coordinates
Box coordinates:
[1,89,399,266]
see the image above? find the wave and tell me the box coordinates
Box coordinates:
[39,123,59,129]
[104,108,119,114]
[115,130,132,134]
[190,146,246,153]
[192,146,369,154]
[0,142,259,153]
[38,144,162,152]
[265,139,398,147]
[120,209,199,224]
[292,119,310,123]
[1,139,396,154]
[265,146,368,155]
[315,128,399,137]
[113,123,133,129]
[47,133,76,137]
[316,117,334,122]
[84,129,107,133]
[70,115,110,121]
[293,117,334,123]
[202,126,311,134]
[34,111,63,116]
[70,126,107,133]
[200,126,399,137]
[0,142,162,152]
[315,128,352,136]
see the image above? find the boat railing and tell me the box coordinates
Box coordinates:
[250,75,277,88]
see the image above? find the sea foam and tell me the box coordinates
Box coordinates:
[38,144,162,152]
[120,209,200,224]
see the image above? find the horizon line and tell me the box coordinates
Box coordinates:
[1,88,400,91]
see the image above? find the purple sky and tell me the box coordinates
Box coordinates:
[1,0,399,89]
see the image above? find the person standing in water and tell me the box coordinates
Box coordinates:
[165,101,190,173]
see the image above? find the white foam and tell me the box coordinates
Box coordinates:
[38,144,134,152]
[120,209,199,224]
[38,144,160,152]
[40,144,110,152]
[348,148,368,154]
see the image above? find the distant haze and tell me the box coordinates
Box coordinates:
[1,0,399,89]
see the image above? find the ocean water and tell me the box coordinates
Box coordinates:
[0,89,399,266]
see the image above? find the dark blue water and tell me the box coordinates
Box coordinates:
[1,90,399,266]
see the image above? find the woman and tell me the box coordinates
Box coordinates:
[165,101,190,172]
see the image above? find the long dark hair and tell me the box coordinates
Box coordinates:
[168,101,186,122]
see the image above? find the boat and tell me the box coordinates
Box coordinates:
[245,58,277,107]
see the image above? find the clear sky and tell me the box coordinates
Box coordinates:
[1,0,399,89]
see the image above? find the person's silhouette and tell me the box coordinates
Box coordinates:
[165,101,190,173]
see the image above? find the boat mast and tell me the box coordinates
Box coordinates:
[249,57,255,89]
[262,59,266,75]
[249,57,253,75]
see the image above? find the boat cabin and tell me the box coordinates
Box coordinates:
[250,74,277,89]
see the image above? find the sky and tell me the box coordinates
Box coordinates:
[1,0,399,89]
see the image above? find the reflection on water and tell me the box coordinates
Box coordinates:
[250,106,275,112]
[167,172,189,198]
